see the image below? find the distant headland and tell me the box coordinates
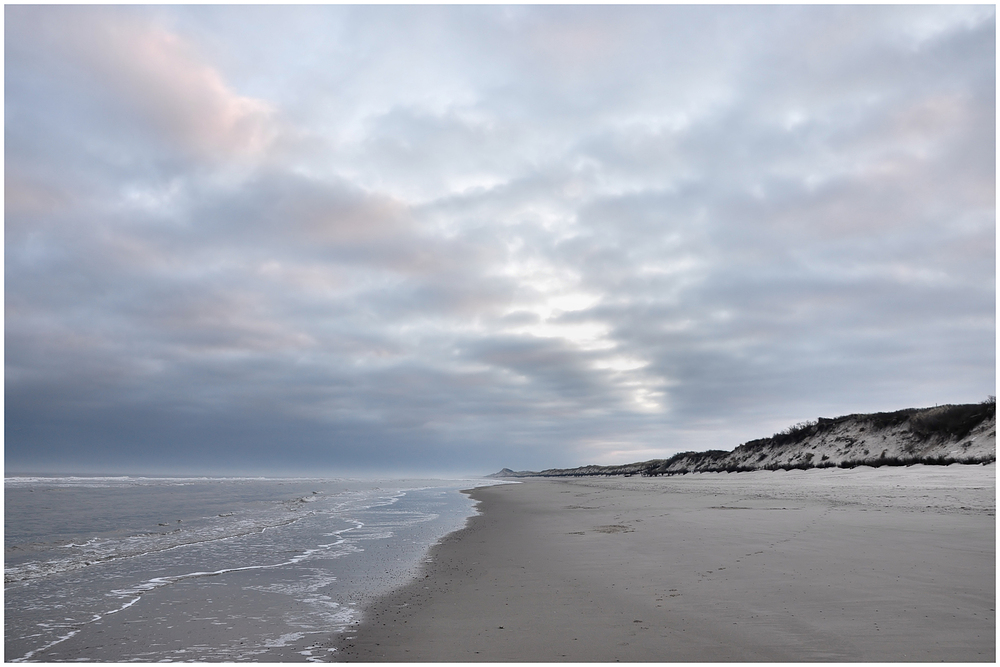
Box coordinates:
[491,399,996,478]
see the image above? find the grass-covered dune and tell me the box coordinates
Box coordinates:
[492,399,996,478]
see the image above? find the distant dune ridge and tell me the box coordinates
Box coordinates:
[492,400,996,478]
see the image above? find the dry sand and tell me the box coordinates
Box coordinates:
[335,465,995,662]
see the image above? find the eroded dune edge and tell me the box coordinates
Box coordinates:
[493,401,996,478]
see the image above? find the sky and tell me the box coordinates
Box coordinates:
[5,5,995,476]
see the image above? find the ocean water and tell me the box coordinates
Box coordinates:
[5,475,502,662]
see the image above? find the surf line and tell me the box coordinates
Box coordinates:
[12,529,359,663]
[4,512,315,586]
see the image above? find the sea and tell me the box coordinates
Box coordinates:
[4,474,506,662]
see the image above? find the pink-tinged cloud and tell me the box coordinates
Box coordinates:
[55,10,276,161]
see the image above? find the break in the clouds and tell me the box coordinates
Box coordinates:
[5,5,995,475]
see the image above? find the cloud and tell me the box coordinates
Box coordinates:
[6,6,276,163]
[5,6,994,474]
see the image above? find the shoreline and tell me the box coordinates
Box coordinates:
[334,466,995,662]
[4,479,484,663]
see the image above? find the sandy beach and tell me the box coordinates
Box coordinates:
[336,465,995,662]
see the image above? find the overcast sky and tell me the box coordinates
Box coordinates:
[6,5,995,476]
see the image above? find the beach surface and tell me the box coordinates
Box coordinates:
[336,465,995,662]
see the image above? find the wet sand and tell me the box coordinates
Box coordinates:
[336,465,995,662]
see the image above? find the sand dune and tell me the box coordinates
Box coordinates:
[336,464,995,662]
[493,403,996,478]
